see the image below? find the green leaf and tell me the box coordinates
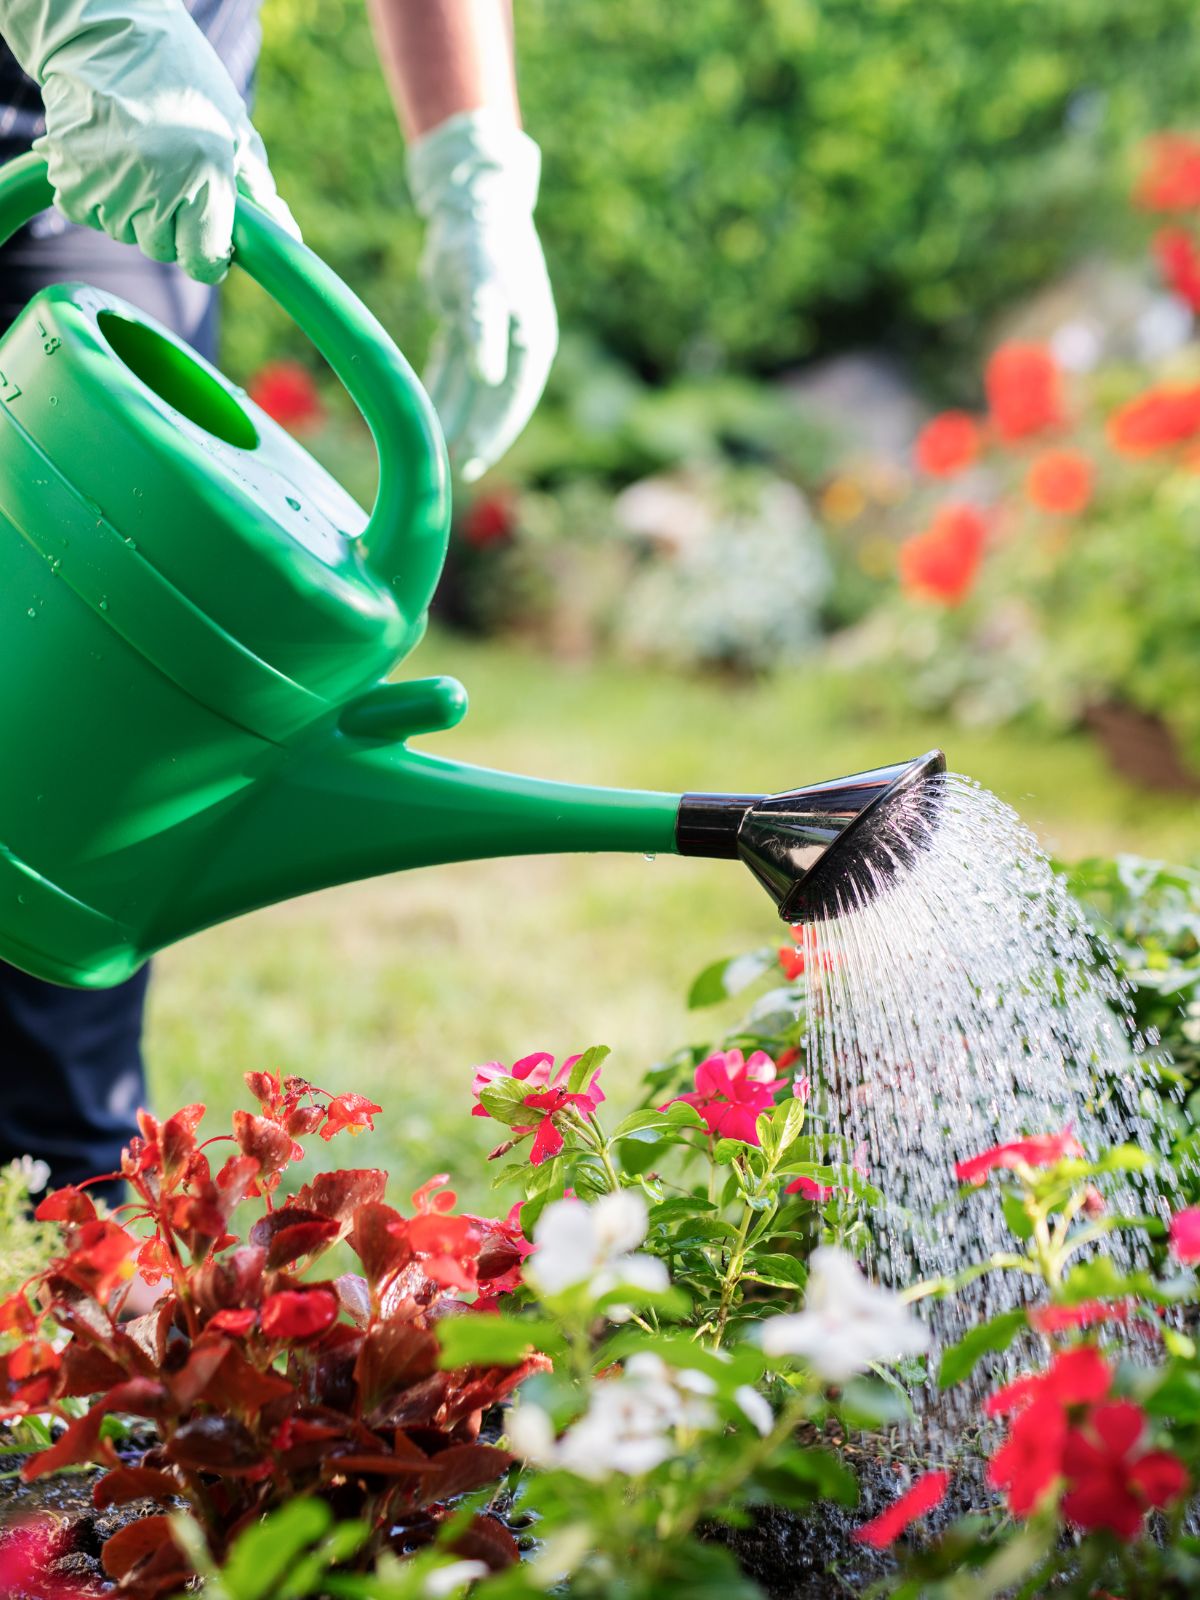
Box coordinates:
[220,1500,333,1600]
[770,1096,807,1157]
[744,1252,808,1290]
[838,1376,914,1427]
[615,1136,661,1175]
[479,1077,535,1128]
[1001,1187,1034,1241]
[437,1314,560,1369]
[939,1309,1027,1389]
[687,948,776,1009]
[753,1446,858,1509]
[566,1044,610,1095]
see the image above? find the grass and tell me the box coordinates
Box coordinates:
[147,632,1198,1210]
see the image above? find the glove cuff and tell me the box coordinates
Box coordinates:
[406,109,542,220]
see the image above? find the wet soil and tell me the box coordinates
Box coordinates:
[0,1424,166,1594]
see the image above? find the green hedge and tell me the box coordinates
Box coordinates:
[226,0,1200,381]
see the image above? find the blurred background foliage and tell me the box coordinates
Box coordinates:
[227,0,1200,383]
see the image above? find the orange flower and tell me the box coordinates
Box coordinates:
[914,411,982,477]
[984,343,1062,441]
[1135,133,1200,212]
[1024,450,1093,516]
[898,503,987,606]
[1106,385,1200,456]
[1154,226,1200,310]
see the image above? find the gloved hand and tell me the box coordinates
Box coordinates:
[407,109,557,483]
[1,0,298,283]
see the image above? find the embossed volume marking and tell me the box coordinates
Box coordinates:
[34,319,60,355]
[0,369,21,403]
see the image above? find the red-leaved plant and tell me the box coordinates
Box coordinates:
[0,1073,543,1597]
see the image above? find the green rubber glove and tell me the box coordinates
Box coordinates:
[0,0,298,284]
[407,110,557,483]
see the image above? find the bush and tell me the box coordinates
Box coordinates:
[228,0,1200,381]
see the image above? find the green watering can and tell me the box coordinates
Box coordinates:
[0,151,944,989]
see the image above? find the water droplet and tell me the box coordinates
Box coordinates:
[286,496,301,511]
[642,853,657,862]
[99,597,108,611]
[25,607,34,618]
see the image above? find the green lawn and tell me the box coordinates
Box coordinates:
[147,633,1198,1210]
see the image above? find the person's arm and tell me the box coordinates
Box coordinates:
[366,0,519,137]
[366,0,558,483]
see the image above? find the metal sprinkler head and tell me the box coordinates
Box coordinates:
[676,751,947,926]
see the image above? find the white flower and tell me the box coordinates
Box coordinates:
[734,1383,774,1437]
[525,1191,669,1307]
[507,1356,717,1482]
[760,1246,928,1382]
[13,1155,50,1195]
[423,1561,489,1597]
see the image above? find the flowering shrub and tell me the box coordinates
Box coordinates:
[0,1073,544,1594]
[881,1131,1200,1597]
[839,134,1200,774]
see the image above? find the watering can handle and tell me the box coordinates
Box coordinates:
[0,153,450,629]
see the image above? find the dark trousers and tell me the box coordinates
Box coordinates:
[0,211,217,1200]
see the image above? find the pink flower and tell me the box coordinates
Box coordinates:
[954,1128,1084,1186]
[853,1470,950,1548]
[661,1049,787,1145]
[1170,1208,1200,1263]
[472,1053,605,1167]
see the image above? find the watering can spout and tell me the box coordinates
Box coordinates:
[151,707,688,952]
[156,738,947,958]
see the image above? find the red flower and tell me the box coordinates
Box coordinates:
[472,1053,606,1167]
[1029,1300,1134,1337]
[248,360,324,433]
[208,1308,258,1336]
[914,412,982,477]
[1024,450,1093,516]
[853,1470,950,1548]
[468,1201,535,1309]
[1106,385,1200,456]
[1169,1207,1200,1263]
[778,944,806,980]
[987,1397,1068,1515]
[403,1211,481,1293]
[786,1174,834,1203]
[319,1093,382,1142]
[985,1344,1113,1420]
[259,1288,338,1341]
[661,1048,787,1145]
[1136,134,1200,212]
[985,343,1062,441]
[954,1128,1083,1186]
[985,1347,1115,1518]
[1060,1400,1188,1540]
[898,503,987,606]
[462,492,517,549]
[1154,226,1200,310]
